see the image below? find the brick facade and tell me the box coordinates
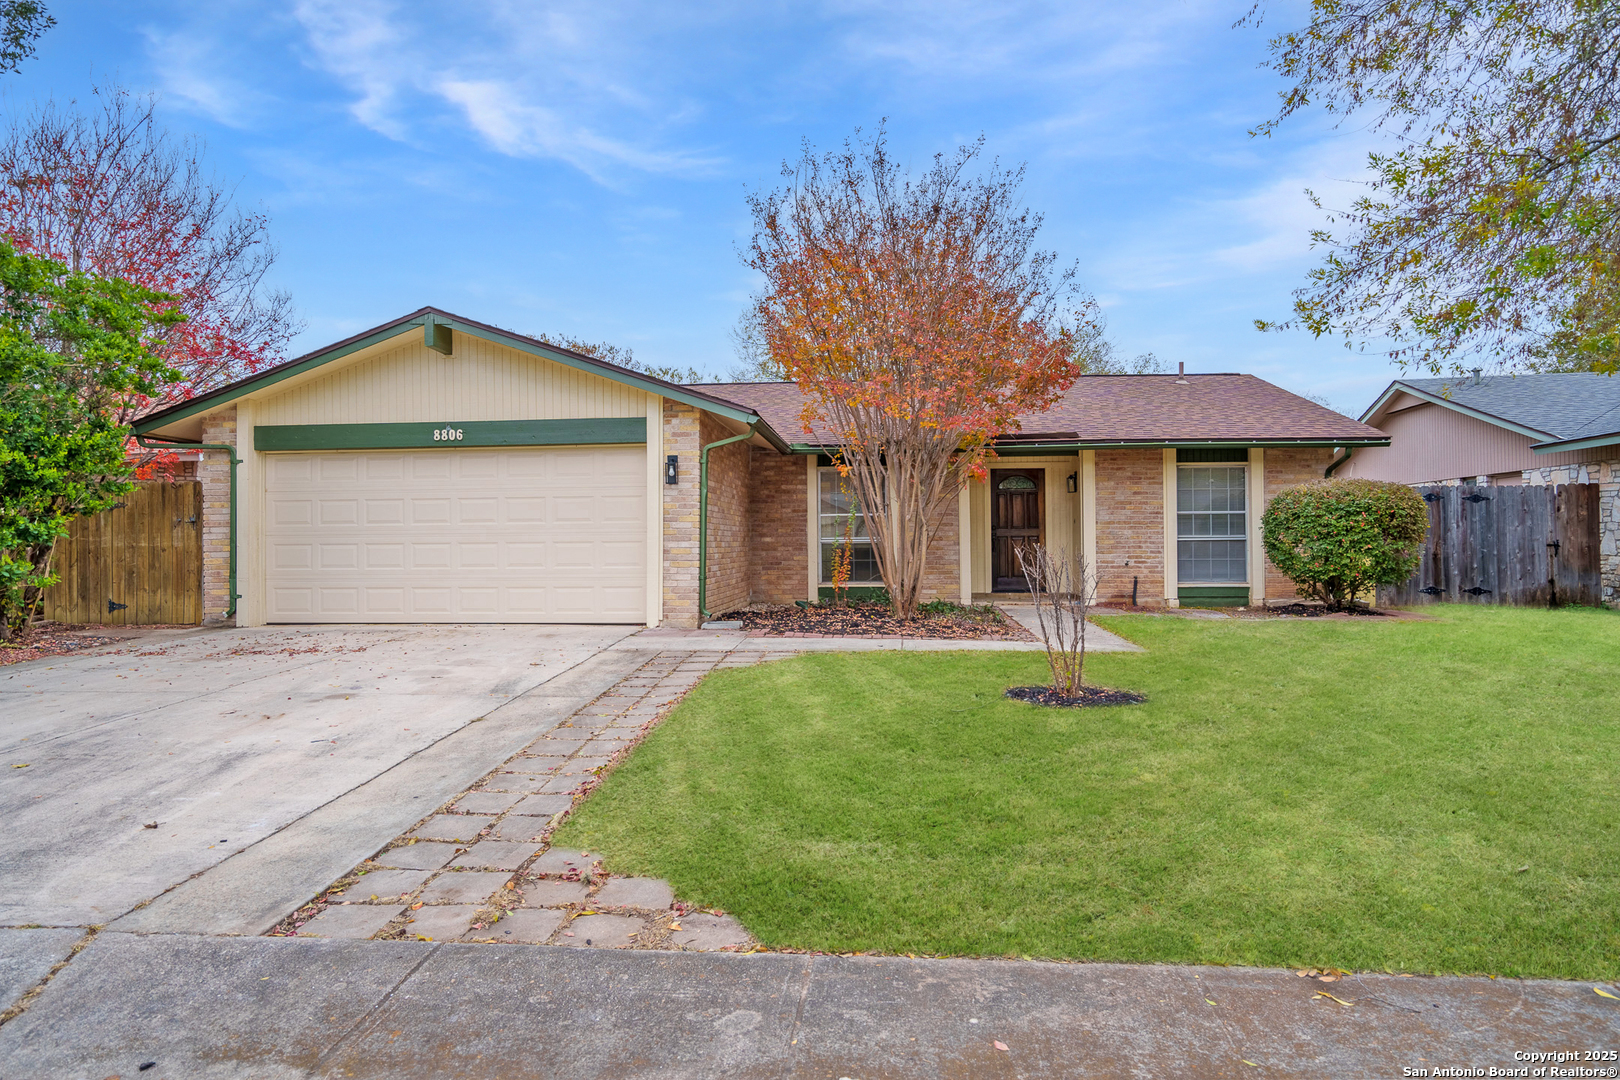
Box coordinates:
[661,402,700,627]
[747,447,808,605]
[701,412,752,616]
[199,408,237,626]
[1093,448,1166,606]
[1262,447,1335,601]
[919,496,960,601]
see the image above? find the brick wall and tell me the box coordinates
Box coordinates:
[1094,448,1165,606]
[920,494,960,601]
[701,412,752,616]
[1262,447,1335,600]
[199,408,237,625]
[748,447,807,605]
[661,402,700,627]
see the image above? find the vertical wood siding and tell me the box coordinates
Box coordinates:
[42,482,202,625]
[1346,402,1615,484]
[253,334,651,425]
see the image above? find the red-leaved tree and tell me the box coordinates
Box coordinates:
[746,128,1090,619]
[0,87,299,413]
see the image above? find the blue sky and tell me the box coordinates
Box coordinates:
[7,0,1408,415]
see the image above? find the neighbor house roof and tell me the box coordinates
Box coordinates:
[1361,372,1620,454]
[698,374,1387,449]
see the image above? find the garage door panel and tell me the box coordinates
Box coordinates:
[265,447,646,623]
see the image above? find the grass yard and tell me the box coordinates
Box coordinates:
[555,605,1620,978]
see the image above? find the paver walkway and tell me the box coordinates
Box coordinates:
[270,649,766,952]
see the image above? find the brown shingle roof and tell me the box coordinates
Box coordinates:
[697,375,1387,447]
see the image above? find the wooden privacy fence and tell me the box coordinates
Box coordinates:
[1380,483,1601,608]
[41,481,202,625]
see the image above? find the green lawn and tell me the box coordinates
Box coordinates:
[555,605,1620,978]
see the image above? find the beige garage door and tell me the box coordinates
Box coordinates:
[264,447,646,623]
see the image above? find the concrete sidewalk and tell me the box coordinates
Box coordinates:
[1,931,1614,1079]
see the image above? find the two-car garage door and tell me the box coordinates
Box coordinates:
[264,447,646,623]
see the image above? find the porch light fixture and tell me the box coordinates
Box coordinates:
[665,455,679,485]
[1066,472,1078,493]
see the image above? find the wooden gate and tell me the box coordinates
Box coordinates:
[1380,483,1600,607]
[41,481,202,625]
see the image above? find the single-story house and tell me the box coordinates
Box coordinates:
[130,307,1389,626]
[1338,371,1620,605]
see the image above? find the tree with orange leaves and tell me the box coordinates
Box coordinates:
[745,127,1092,620]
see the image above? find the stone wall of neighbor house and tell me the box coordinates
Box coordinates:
[1262,447,1336,601]
[747,447,808,605]
[662,402,701,627]
[1524,458,1620,608]
[1093,448,1165,606]
[199,408,238,626]
[701,412,752,617]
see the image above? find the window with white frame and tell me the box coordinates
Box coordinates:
[1177,464,1247,583]
[818,468,881,583]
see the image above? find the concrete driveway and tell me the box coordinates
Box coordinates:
[0,624,640,931]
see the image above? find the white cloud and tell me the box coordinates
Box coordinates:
[292,0,409,137]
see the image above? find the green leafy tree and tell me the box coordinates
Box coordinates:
[0,238,181,640]
[0,1,52,74]
[1249,0,1620,373]
[1261,478,1429,610]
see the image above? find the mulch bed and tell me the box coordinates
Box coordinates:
[722,602,1035,641]
[1004,685,1146,708]
[0,629,117,667]
[1266,604,1387,619]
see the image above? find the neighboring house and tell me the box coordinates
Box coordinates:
[1340,372,1620,605]
[130,307,1387,627]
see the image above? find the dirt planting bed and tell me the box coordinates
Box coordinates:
[723,601,1036,641]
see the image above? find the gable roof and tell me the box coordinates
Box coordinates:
[131,306,788,449]
[1361,372,1620,453]
[698,374,1387,449]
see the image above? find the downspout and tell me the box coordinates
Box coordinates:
[698,422,759,622]
[137,434,240,620]
[1324,446,1353,478]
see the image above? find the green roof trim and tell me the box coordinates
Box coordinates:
[131,307,780,443]
[1531,430,1620,454]
[254,417,646,452]
[1360,380,1555,442]
[786,437,1388,454]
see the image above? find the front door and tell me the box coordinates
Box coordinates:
[991,469,1044,591]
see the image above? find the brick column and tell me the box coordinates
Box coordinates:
[661,402,701,627]
[199,408,238,626]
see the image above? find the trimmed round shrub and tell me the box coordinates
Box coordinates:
[1261,478,1429,610]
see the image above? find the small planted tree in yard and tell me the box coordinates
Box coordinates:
[1262,479,1429,611]
[746,126,1090,620]
[1016,544,1092,696]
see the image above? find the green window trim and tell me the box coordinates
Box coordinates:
[1178,586,1251,607]
[253,417,647,452]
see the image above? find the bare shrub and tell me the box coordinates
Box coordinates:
[1016,544,1093,696]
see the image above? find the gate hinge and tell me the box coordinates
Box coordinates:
[1419,586,1443,595]
[107,599,128,613]
[1461,586,1493,595]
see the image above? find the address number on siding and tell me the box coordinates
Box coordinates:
[432,427,465,442]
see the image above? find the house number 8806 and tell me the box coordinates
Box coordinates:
[432,427,464,441]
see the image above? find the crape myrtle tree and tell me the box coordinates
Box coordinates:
[0,88,298,407]
[746,127,1090,620]
[1249,0,1620,373]
[0,238,181,640]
